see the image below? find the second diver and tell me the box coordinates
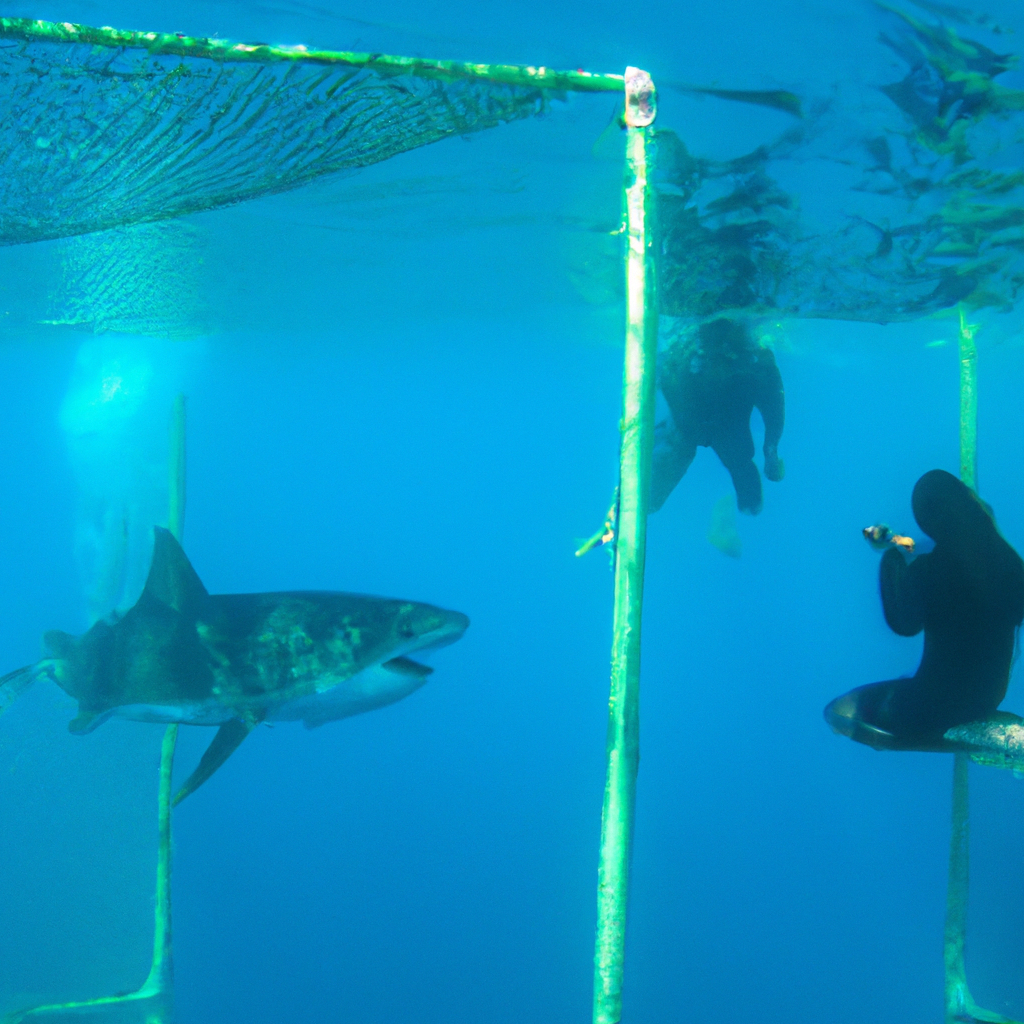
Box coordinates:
[825,469,1024,751]
[652,317,785,516]
[576,316,785,558]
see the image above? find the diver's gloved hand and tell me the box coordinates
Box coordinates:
[764,448,785,482]
[863,523,916,555]
[863,524,893,551]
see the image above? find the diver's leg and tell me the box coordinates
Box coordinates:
[650,419,696,513]
[711,422,761,515]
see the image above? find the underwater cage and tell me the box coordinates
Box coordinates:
[2,3,1024,1023]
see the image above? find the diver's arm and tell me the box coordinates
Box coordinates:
[756,355,785,449]
[755,353,785,481]
[880,546,926,636]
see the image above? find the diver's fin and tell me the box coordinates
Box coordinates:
[0,664,36,717]
[382,656,434,679]
[142,527,211,617]
[707,494,742,558]
[43,629,77,659]
[173,718,255,806]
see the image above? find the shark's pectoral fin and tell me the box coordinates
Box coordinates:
[173,718,256,806]
[382,656,434,679]
[0,664,36,717]
[69,707,115,734]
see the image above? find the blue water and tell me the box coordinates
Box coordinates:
[3,0,1024,1021]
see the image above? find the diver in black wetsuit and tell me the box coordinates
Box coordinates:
[825,469,1024,751]
[651,317,785,516]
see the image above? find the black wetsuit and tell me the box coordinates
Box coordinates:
[825,470,1024,751]
[651,318,785,516]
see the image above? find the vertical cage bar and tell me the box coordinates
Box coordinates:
[593,68,657,1024]
[941,313,1017,1024]
[139,394,187,1015]
[7,397,187,1023]
[141,393,187,1014]
[958,311,978,492]
[945,311,976,1023]
[141,721,178,1011]
[168,393,187,545]
[944,750,972,1022]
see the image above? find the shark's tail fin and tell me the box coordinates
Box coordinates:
[0,664,36,718]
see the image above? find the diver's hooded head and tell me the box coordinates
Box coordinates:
[911,470,1024,624]
[911,469,994,545]
[698,318,753,359]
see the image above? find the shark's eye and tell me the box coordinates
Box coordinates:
[399,626,417,640]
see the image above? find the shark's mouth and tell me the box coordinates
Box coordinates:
[381,655,433,679]
[262,607,470,730]
[379,611,469,679]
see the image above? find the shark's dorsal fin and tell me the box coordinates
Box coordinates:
[142,527,211,617]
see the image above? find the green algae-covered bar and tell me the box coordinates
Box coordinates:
[0,16,625,92]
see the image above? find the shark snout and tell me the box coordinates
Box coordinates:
[414,608,470,651]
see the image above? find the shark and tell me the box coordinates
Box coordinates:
[0,528,469,804]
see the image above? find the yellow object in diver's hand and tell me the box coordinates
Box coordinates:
[862,523,915,554]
